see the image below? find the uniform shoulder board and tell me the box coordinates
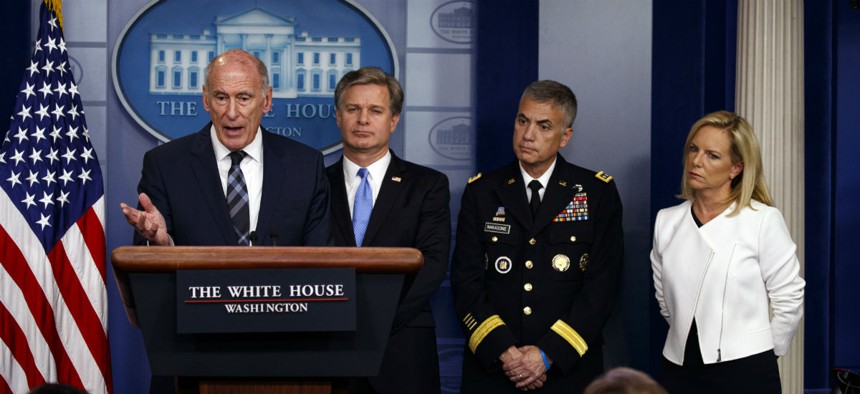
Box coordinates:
[595,171,613,183]
[468,173,483,184]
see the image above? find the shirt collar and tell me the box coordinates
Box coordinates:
[519,156,557,188]
[210,125,264,163]
[342,150,392,187]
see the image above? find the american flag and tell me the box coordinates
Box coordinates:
[0,1,112,393]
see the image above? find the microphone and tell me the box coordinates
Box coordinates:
[249,231,257,246]
[269,230,278,246]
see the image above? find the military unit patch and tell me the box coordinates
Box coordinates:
[492,206,506,222]
[553,192,589,222]
[495,256,512,274]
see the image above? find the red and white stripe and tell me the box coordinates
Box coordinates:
[0,192,111,394]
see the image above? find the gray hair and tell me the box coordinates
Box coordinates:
[521,80,578,128]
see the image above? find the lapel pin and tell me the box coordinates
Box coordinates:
[559,180,567,187]
[391,176,402,182]
[507,178,516,185]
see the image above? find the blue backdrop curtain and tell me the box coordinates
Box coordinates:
[831,0,860,380]
[0,1,31,134]
[474,0,538,173]
[803,0,834,390]
[649,0,737,378]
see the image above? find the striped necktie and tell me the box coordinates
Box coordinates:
[227,150,250,245]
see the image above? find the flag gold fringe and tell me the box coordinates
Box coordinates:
[43,0,64,30]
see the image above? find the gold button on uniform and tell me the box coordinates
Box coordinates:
[523,306,532,315]
[491,236,498,242]
[524,283,533,292]
[529,238,536,245]
[525,260,534,269]
[570,235,577,242]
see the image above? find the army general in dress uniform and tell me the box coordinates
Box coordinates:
[451,80,623,393]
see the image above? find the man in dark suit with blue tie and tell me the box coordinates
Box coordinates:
[121,49,329,247]
[326,67,451,393]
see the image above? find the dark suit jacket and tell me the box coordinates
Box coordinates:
[134,124,330,246]
[326,152,450,393]
[452,155,624,393]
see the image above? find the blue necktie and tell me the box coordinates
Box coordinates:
[227,150,250,245]
[352,168,372,246]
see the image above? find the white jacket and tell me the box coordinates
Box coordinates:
[651,200,804,365]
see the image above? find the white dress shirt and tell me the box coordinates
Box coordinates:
[342,151,391,219]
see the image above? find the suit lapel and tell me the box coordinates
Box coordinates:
[189,125,236,244]
[495,163,532,230]
[362,152,406,246]
[327,157,357,246]
[698,202,741,253]
[257,130,288,242]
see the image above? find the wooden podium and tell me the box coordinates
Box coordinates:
[111,246,423,394]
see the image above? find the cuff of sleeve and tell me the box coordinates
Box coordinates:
[468,315,505,353]
[145,234,175,246]
[465,314,517,371]
[550,320,588,356]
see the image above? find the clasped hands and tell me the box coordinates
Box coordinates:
[500,345,550,391]
[120,193,172,246]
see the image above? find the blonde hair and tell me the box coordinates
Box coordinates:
[678,110,773,215]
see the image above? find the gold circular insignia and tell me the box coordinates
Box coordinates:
[552,254,571,272]
[579,253,590,271]
[495,256,513,274]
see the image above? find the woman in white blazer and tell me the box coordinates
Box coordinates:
[651,111,804,393]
